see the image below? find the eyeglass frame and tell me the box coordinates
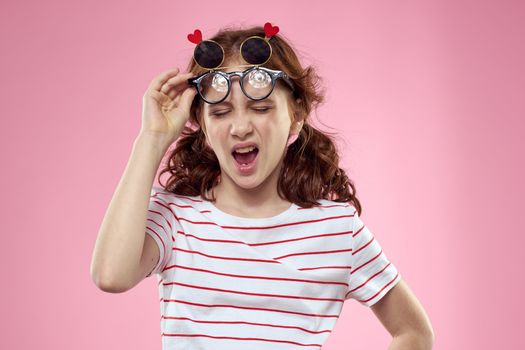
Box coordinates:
[187,65,297,105]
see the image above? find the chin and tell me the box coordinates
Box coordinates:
[221,166,265,189]
[231,175,263,189]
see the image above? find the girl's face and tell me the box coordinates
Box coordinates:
[198,62,302,191]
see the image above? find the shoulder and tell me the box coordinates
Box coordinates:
[150,186,173,203]
[151,185,171,196]
[297,199,356,220]
[308,199,356,212]
[150,187,208,214]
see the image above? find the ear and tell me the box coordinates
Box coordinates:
[194,106,206,133]
[188,105,203,131]
[286,115,303,150]
[292,98,304,121]
[290,98,304,134]
[290,118,304,135]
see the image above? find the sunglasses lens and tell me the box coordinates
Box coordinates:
[194,41,224,69]
[199,72,229,103]
[242,68,273,99]
[241,37,271,65]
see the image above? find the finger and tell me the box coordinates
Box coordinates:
[160,72,195,95]
[170,85,193,108]
[178,86,199,110]
[147,67,180,92]
[164,80,186,98]
[167,80,194,100]
[168,87,178,100]
[147,89,170,106]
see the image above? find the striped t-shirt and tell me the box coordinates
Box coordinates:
[145,186,401,349]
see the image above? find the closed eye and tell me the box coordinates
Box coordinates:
[211,110,230,117]
[211,107,272,117]
[253,107,272,113]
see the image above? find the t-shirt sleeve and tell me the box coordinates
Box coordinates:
[145,186,174,278]
[345,207,402,307]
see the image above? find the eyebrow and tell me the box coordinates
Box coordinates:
[211,98,276,108]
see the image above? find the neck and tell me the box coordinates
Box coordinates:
[210,161,288,212]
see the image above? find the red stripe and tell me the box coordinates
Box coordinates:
[146,216,170,235]
[152,195,219,215]
[172,247,280,264]
[162,263,348,286]
[359,272,400,304]
[350,249,383,275]
[152,191,204,203]
[352,235,375,255]
[162,315,332,334]
[170,246,351,267]
[297,203,350,209]
[151,198,175,214]
[161,333,322,347]
[347,262,392,293]
[171,194,205,202]
[175,229,353,247]
[299,265,352,271]
[173,213,353,231]
[148,206,173,231]
[252,230,353,247]
[153,192,355,215]
[163,298,341,318]
[352,223,365,237]
[154,191,351,212]
[275,248,352,260]
[152,193,211,213]
[165,280,343,302]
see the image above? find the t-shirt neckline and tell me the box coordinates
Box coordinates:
[201,197,299,225]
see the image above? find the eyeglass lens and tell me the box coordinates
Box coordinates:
[198,69,273,103]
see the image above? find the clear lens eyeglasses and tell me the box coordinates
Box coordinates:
[187,66,296,104]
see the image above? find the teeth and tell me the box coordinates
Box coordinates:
[234,146,256,153]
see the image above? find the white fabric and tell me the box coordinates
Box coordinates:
[145,186,401,349]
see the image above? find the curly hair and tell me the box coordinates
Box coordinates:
[157,24,362,215]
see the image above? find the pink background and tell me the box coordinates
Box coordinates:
[1,0,523,349]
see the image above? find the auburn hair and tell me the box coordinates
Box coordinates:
[158,24,362,215]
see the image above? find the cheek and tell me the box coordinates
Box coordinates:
[272,117,293,140]
[263,127,289,153]
[207,129,227,153]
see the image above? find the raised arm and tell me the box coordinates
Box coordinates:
[90,133,171,292]
[90,67,197,292]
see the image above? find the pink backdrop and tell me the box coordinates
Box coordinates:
[1,0,523,349]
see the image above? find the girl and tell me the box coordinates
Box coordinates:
[91,23,434,349]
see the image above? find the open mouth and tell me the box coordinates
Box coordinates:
[231,147,259,166]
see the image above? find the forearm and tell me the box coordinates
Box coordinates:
[388,331,434,350]
[90,132,170,291]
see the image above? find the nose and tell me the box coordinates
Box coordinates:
[227,76,254,138]
[228,74,243,98]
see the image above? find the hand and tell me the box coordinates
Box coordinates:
[140,67,198,145]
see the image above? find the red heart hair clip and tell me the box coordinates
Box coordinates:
[263,22,279,38]
[187,29,202,44]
